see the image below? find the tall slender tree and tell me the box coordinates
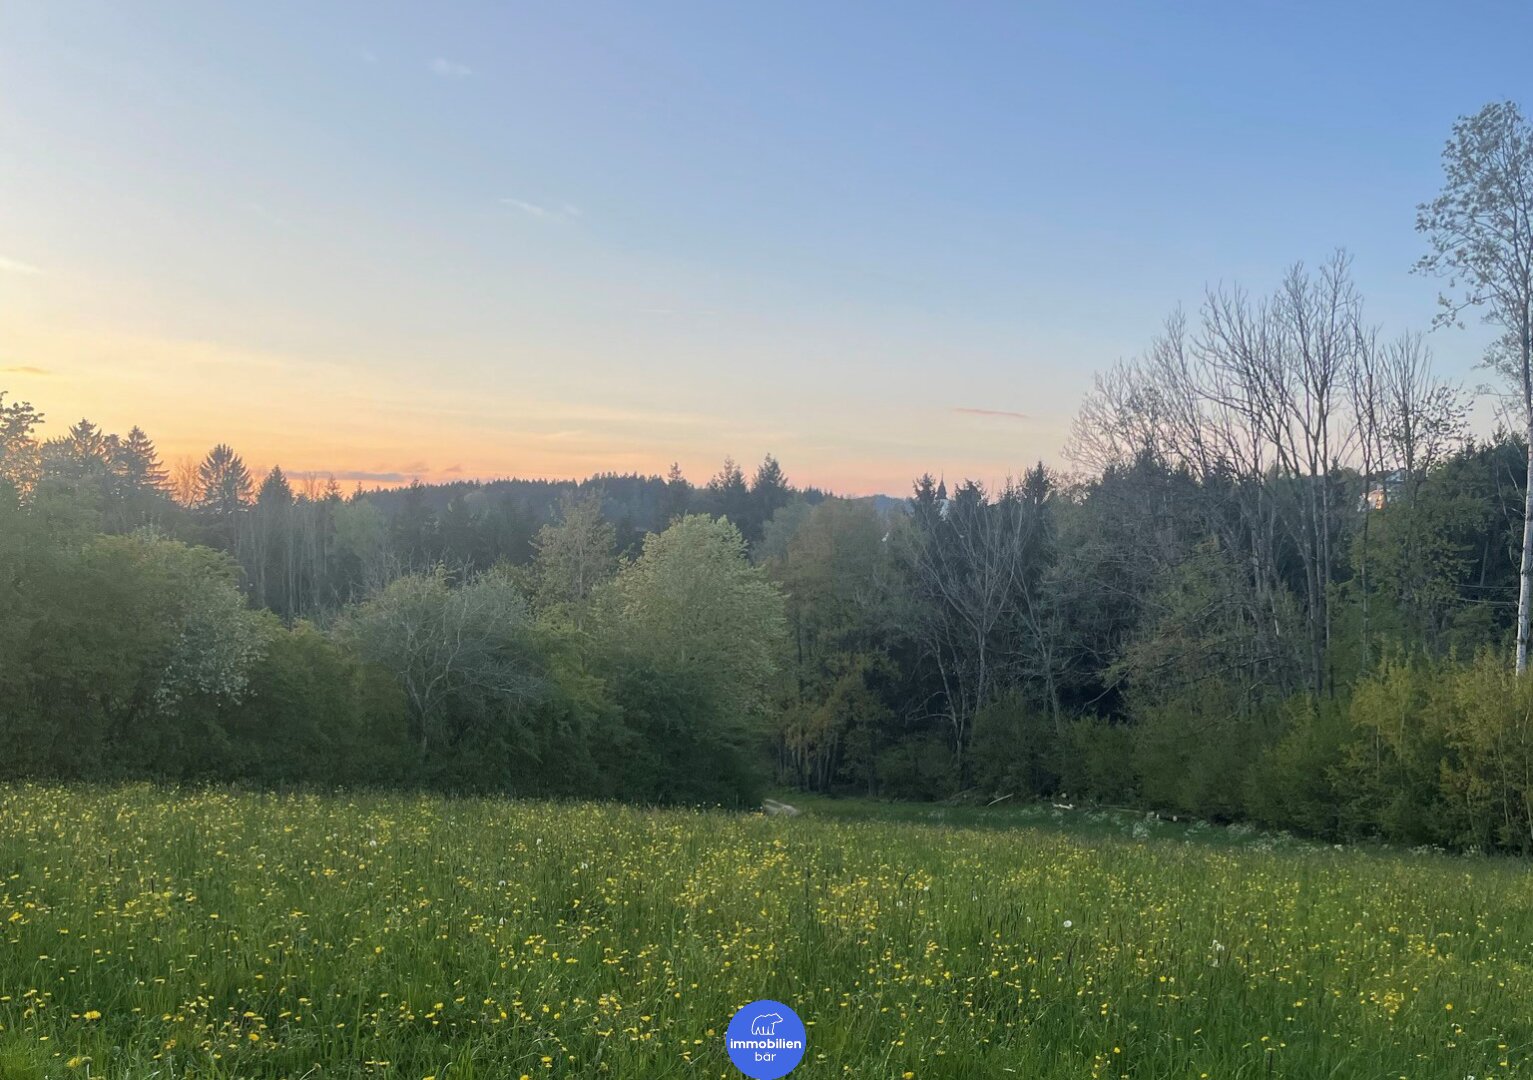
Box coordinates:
[1417,100,1533,671]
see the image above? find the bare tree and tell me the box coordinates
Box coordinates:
[900,480,1046,774]
[1417,100,1533,671]
[1275,254,1362,693]
[170,455,200,508]
[1379,333,1468,496]
[1073,254,1368,696]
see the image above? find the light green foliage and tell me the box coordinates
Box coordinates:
[530,491,616,619]
[1245,697,1351,837]
[1343,656,1452,844]
[1343,653,1533,852]
[0,512,273,775]
[122,537,272,711]
[1436,655,1533,852]
[604,514,786,732]
[754,496,813,563]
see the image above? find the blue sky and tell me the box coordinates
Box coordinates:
[1,1,1528,492]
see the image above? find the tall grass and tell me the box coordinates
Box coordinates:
[1,784,1529,1078]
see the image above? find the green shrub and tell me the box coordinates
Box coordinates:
[1245,696,1352,837]
[970,693,1062,798]
[1060,715,1138,804]
[875,735,958,801]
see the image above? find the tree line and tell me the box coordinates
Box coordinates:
[4,100,1533,850]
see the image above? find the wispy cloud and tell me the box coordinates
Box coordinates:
[952,406,1029,421]
[1,365,49,376]
[500,196,581,222]
[429,57,473,79]
[443,464,464,473]
[294,469,413,484]
[0,254,43,276]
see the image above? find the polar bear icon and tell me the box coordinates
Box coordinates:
[750,1012,784,1036]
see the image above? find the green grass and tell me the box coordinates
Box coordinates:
[1,784,1531,1078]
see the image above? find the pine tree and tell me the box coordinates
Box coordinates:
[42,418,111,484]
[661,462,690,524]
[750,453,791,540]
[705,456,752,537]
[99,425,171,529]
[196,444,254,521]
[258,465,294,506]
[114,426,168,495]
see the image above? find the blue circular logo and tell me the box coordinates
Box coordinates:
[725,999,806,1079]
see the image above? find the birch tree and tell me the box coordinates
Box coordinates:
[1417,100,1533,671]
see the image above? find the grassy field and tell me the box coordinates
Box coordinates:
[1,786,1531,1079]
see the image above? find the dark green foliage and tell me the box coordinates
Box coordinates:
[1244,698,1352,836]
[0,502,273,779]
[874,736,959,801]
[600,658,764,807]
[1130,691,1277,822]
[10,365,1533,841]
[1058,717,1138,804]
[218,624,411,785]
[970,693,1060,799]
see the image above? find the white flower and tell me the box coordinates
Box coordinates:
[1063,919,1073,929]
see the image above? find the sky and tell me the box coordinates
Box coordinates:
[2,1,1530,495]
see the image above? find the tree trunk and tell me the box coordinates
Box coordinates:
[1519,408,1533,674]
[1520,327,1533,676]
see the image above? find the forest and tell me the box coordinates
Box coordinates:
[5,102,1533,853]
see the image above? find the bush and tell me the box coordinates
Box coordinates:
[969,693,1062,799]
[875,736,958,801]
[1341,656,1452,845]
[1436,655,1533,852]
[601,658,764,807]
[219,623,411,785]
[1059,716,1138,804]
[1244,696,1351,837]
[1131,685,1278,821]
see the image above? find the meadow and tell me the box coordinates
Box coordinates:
[1,786,1530,1079]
